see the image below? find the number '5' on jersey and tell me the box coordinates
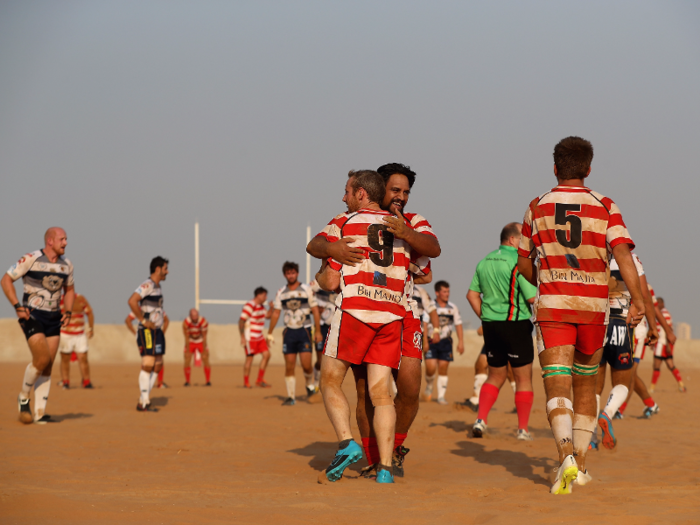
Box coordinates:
[518,185,634,325]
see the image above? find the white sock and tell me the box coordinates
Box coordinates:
[547,397,574,460]
[148,371,157,391]
[573,414,596,460]
[304,371,314,391]
[425,373,437,396]
[285,376,296,399]
[33,375,51,418]
[20,363,41,399]
[139,370,151,405]
[595,394,601,418]
[313,367,321,388]
[470,373,487,404]
[437,375,448,400]
[603,385,629,417]
[510,381,517,393]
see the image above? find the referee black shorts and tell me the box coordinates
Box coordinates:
[482,319,534,368]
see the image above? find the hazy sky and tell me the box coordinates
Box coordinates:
[1,1,698,328]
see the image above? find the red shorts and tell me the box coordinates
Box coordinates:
[245,338,268,356]
[536,322,606,356]
[187,341,204,354]
[402,316,423,360]
[324,310,402,369]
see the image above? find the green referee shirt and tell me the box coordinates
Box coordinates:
[469,245,537,322]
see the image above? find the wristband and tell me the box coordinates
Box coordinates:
[13,303,22,310]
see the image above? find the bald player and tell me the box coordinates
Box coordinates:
[2,227,75,424]
[58,293,95,389]
[183,308,211,386]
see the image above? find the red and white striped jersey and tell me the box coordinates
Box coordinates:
[184,316,208,342]
[657,307,673,333]
[519,185,634,325]
[402,212,436,320]
[318,208,413,326]
[60,295,89,335]
[240,301,267,341]
[647,283,658,308]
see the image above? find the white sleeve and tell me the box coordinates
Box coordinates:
[273,288,283,310]
[452,304,463,326]
[6,251,40,281]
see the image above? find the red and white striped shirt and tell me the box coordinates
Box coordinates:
[60,295,88,335]
[240,301,266,342]
[518,185,634,325]
[318,208,412,326]
[403,212,436,320]
[184,316,208,342]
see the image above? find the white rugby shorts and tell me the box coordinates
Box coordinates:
[59,333,89,354]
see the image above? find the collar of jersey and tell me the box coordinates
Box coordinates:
[552,185,590,193]
[357,208,391,215]
[499,245,517,253]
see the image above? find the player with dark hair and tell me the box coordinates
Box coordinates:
[1,227,75,424]
[128,256,169,412]
[518,136,645,494]
[239,286,273,388]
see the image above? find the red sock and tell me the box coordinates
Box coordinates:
[204,367,211,382]
[257,369,265,382]
[394,432,407,449]
[477,383,500,423]
[185,367,191,383]
[82,379,90,387]
[157,367,164,384]
[361,437,378,465]
[70,352,78,362]
[672,368,683,383]
[514,391,534,431]
[651,370,661,385]
[618,402,627,414]
[643,396,655,408]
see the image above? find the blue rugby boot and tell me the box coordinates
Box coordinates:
[376,465,394,484]
[322,440,363,482]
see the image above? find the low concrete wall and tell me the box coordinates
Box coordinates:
[1,318,699,368]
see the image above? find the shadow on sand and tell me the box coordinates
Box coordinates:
[51,413,93,422]
[149,396,170,408]
[288,441,363,475]
[451,440,554,486]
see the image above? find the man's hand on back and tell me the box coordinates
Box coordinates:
[327,238,364,266]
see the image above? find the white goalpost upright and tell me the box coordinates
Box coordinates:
[194,222,313,312]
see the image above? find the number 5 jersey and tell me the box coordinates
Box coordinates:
[518,185,634,325]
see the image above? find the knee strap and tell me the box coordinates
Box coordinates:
[546,397,573,416]
[572,363,598,376]
[371,394,394,407]
[542,365,572,379]
[573,413,596,433]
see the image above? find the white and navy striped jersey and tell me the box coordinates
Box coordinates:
[608,253,645,316]
[273,283,318,330]
[426,301,462,340]
[310,280,337,326]
[410,285,436,321]
[134,278,165,329]
[7,250,74,313]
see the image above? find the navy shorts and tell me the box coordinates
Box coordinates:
[137,327,166,357]
[425,338,453,362]
[283,327,312,354]
[600,316,633,370]
[316,324,330,352]
[19,310,62,340]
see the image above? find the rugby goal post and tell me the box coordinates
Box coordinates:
[194,222,311,311]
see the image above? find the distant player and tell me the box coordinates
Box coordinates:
[1,227,75,424]
[127,256,169,412]
[315,170,414,484]
[183,308,211,386]
[651,298,685,392]
[239,287,273,388]
[58,293,95,389]
[595,252,657,449]
[422,281,464,405]
[467,222,537,440]
[518,136,645,494]
[309,280,337,391]
[126,310,170,388]
[412,285,439,353]
[267,262,322,405]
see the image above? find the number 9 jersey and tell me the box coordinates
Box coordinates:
[518,185,634,325]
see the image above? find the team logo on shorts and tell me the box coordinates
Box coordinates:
[618,353,630,365]
[42,275,64,292]
[413,331,422,350]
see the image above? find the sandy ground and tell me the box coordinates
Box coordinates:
[1,360,699,524]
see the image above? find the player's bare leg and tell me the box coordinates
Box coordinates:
[299,351,315,398]
[60,352,72,388]
[665,357,686,392]
[183,349,193,386]
[598,366,632,450]
[352,366,378,475]
[33,335,59,422]
[256,350,271,387]
[571,348,602,478]
[390,356,421,476]
[201,348,211,385]
[319,356,363,482]
[367,362,396,482]
[138,355,158,410]
[20,334,59,423]
[540,344,577,494]
[619,360,658,417]
[77,353,91,387]
[422,358,438,401]
[314,349,323,390]
[458,353,487,412]
[243,355,254,388]
[507,363,517,394]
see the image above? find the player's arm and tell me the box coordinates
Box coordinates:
[83,298,95,339]
[1,273,31,320]
[639,275,658,345]
[517,256,537,287]
[238,317,247,347]
[62,285,75,327]
[311,305,322,343]
[383,210,441,258]
[455,324,465,355]
[413,271,432,285]
[182,320,190,347]
[612,244,645,326]
[315,258,341,292]
[125,314,136,334]
[307,236,365,266]
[202,325,208,349]
[162,314,170,333]
[128,292,154,330]
[653,303,675,345]
[466,290,482,318]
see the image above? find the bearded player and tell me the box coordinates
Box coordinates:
[183,308,211,386]
[126,310,170,388]
[1,227,75,424]
[307,163,441,478]
[518,137,645,494]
